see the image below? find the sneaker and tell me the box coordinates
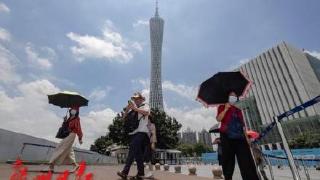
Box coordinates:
[129,175,143,180]
[117,171,128,179]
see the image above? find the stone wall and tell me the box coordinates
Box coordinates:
[0,128,117,164]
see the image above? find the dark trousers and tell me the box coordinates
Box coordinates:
[143,143,154,163]
[122,132,149,176]
[221,134,259,180]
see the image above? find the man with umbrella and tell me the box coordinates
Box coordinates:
[46,91,88,172]
[197,72,259,180]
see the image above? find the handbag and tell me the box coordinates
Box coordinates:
[55,118,70,139]
[226,109,245,140]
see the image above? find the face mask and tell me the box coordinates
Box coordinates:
[70,109,77,116]
[228,96,238,104]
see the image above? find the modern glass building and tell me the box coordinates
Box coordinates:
[149,1,164,111]
[235,42,320,150]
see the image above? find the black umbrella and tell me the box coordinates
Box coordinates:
[197,71,251,107]
[48,91,89,108]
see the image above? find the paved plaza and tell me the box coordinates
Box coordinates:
[1,163,319,180]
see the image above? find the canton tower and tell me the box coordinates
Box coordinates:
[149,0,164,111]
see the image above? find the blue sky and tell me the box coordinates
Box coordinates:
[0,0,320,148]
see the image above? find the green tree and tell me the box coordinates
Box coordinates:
[90,134,113,155]
[177,143,194,157]
[151,109,182,149]
[193,143,213,156]
[108,113,130,145]
[289,132,320,149]
[101,109,182,149]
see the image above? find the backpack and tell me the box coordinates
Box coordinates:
[124,104,145,134]
[226,109,245,140]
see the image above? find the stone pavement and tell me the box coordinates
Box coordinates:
[1,163,319,180]
[0,164,211,180]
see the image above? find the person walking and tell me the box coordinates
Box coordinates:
[117,92,151,180]
[144,121,157,167]
[48,106,83,172]
[213,137,222,166]
[217,91,259,180]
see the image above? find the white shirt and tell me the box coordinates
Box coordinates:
[129,103,150,135]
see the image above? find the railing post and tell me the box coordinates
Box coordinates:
[274,116,300,180]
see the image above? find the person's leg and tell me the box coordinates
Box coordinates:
[134,133,149,176]
[121,135,136,175]
[235,140,260,180]
[143,143,152,163]
[220,134,236,180]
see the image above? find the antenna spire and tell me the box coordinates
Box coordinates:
[155,0,159,17]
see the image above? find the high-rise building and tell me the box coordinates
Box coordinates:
[149,0,164,110]
[181,128,197,145]
[235,42,320,150]
[198,129,212,147]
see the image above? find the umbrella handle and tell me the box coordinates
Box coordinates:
[64,109,70,120]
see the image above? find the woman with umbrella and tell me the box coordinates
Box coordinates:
[48,106,83,172]
[217,92,259,180]
[46,91,88,172]
[197,72,259,180]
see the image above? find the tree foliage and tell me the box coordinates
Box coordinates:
[90,134,113,155]
[90,109,182,154]
[289,132,320,149]
[151,109,182,149]
[177,143,213,157]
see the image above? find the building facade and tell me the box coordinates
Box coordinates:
[181,128,197,145]
[236,42,320,150]
[198,129,212,147]
[149,2,164,110]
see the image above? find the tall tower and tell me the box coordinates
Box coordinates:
[149,0,164,110]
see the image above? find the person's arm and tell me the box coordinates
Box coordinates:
[132,106,149,116]
[75,118,83,144]
[122,104,132,118]
[216,104,231,122]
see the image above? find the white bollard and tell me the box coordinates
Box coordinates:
[149,164,154,171]
[212,165,223,179]
[188,165,197,175]
[164,164,170,171]
[155,163,161,170]
[174,165,181,173]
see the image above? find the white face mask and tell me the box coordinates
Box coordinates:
[228,96,238,104]
[70,109,77,116]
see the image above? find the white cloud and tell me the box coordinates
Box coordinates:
[0,45,20,83]
[0,28,11,42]
[0,80,61,143]
[25,44,54,70]
[89,86,112,101]
[0,78,119,149]
[162,81,198,100]
[133,20,149,28]
[67,20,142,63]
[132,79,198,101]
[305,50,320,60]
[131,78,218,131]
[80,108,117,148]
[227,58,250,71]
[166,106,217,132]
[0,2,10,13]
